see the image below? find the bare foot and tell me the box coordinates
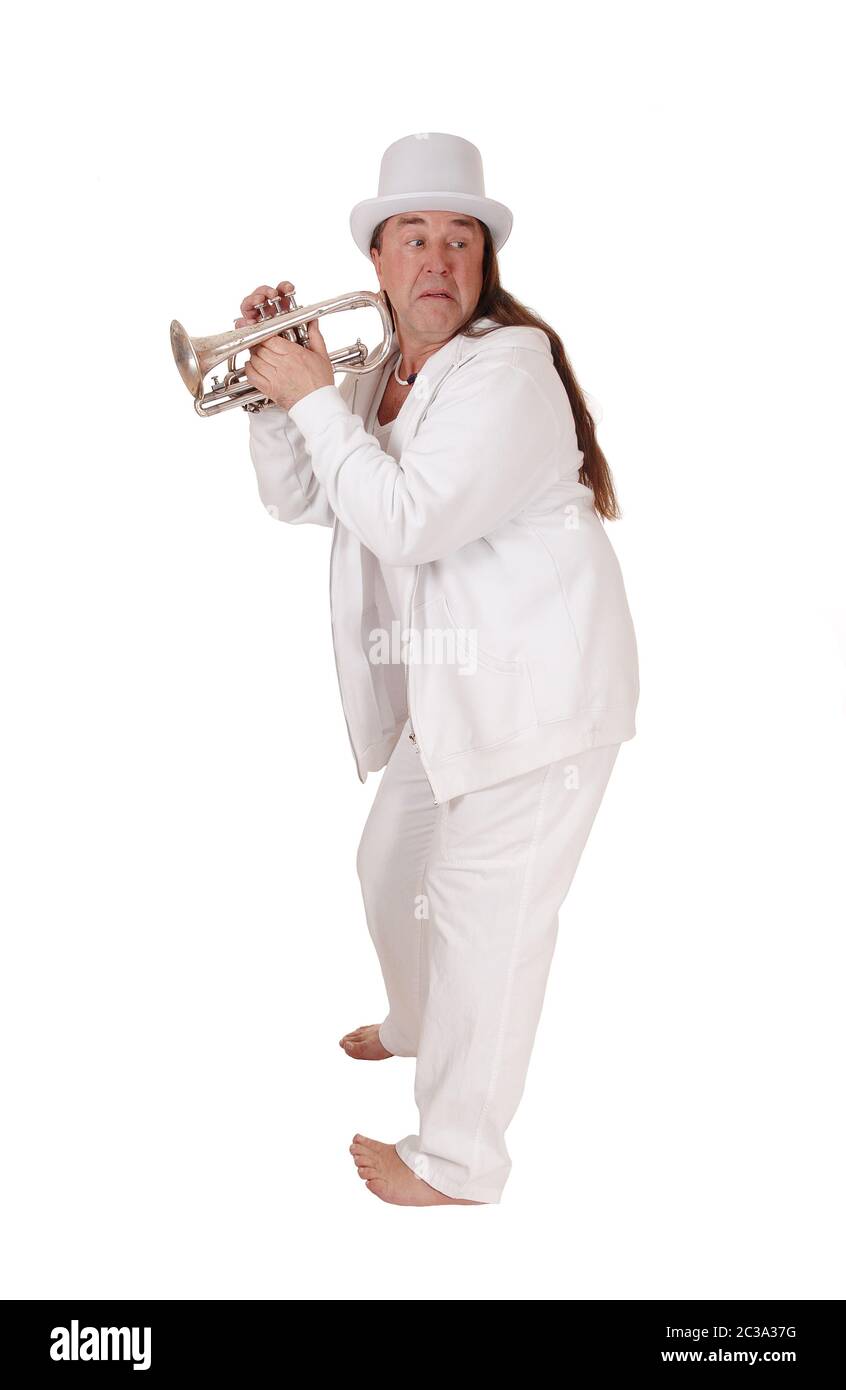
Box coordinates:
[349,1133,486,1206]
[339,1024,394,1060]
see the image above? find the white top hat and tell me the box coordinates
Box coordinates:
[349,131,513,259]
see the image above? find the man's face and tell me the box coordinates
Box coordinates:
[370,210,485,340]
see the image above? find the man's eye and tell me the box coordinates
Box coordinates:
[406,239,467,248]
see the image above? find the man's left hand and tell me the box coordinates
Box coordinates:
[243,319,334,410]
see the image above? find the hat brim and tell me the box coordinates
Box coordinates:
[350,191,513,258]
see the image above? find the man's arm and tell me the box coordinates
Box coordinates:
[248,403,335,527]
[237,278,336,528]
[286,346,563,564]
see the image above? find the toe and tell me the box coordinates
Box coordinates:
[354,1135,377,1152]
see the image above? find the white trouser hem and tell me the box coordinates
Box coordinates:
[394,1137,502,1204]
[378,1019,417,1058]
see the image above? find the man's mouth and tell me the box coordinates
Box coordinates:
[420,291,453,300]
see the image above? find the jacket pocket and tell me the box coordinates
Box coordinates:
[440,595,524,673]
[410,594,538,759]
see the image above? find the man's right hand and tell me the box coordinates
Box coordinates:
[234,281,295,329]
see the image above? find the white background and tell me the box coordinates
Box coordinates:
[2,0,844,1300]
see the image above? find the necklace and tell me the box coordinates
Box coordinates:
[393,357,418,387]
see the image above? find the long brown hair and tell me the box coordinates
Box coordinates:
[371,217,621,521]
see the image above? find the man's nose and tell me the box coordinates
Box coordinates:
[422,251,451,274]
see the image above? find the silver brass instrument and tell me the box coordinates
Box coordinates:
[170,289,394,417]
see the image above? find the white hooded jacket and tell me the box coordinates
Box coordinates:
[248,315,639,804]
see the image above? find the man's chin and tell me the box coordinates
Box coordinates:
[408,299,461,331]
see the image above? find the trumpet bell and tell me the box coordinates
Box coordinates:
[170,320,204,398]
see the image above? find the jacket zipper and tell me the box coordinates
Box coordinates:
[407,724,438,806]
[405,568,439,806]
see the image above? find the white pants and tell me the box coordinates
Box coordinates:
[356,718,621,1204]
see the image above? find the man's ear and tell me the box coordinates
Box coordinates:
[370,247,382,282]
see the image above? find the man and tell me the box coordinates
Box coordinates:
[240,132,639,1206]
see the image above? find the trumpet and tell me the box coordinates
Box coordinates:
[170,288,394,417]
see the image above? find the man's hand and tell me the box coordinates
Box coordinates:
[243,318,334,411]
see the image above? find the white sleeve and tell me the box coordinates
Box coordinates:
[248,404,335,528]
[286,347,563,564]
